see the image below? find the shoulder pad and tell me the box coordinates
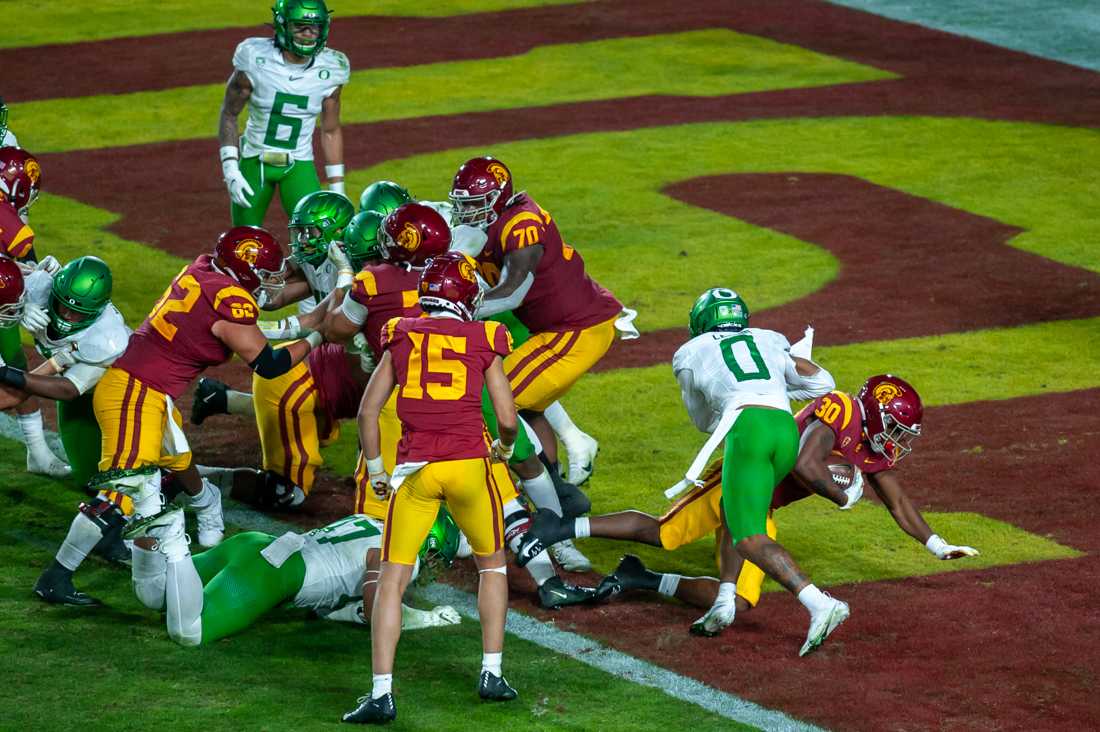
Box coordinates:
[73,306,131,365]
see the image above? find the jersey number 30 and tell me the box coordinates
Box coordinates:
[720,334,771,382]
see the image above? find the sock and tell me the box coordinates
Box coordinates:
[524,551,556,587]
[55,512,104,572]
[371,674,392,699]
[657,573,682,597]
[797,584,832,615]
[543,401,583,444]
[19,410,54,456]
[226,389,256,417]
[481,652,503,677]
[165,554,204,646]
[521,470,563,516]
[185,479,217,511]
[131,545,168,610]
[574,517,591,539]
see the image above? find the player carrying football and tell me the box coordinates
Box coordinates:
[343,251,520,724]
[218,0,349,226]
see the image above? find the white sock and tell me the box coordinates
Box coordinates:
[165,554,203,646]
[481,652,503,677]
[226,390,256,417]
[55,512,103,571]
[185,479,217,511]
[371,673,392,699]
[797,584,831,615]
[525,551,556,587]
[521,470,563,516]
[574,517,591,539]
[544,401,583,444]
[131,546,167,610]
[18,410,52,453]
[657,573,682,597]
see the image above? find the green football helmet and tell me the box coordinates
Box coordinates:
[416,506,461,583]
[688,287,749,337]
[288,190,355,267]
[342,210,385,270]
[272,0,331,58]
[49,256,113,336]
[359,180,413,216]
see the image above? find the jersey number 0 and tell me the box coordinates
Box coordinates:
[720,333,771,382]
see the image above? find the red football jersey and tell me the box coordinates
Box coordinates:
[349,263,422,359]
[307,343,363,423]
[478,194,621,333]
[770,390,895,509]
[114,254,259,398]
[0,200,33,259]
[382,315,512,463]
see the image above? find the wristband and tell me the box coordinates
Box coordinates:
[219,145,240,162]
[925,534,948,556]
[325,163,345,179]
[305,331,324,349]
[0,365,27,390]
[366,456,385,474]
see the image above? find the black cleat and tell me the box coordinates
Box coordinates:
[190,377,229,426]
[342,693,396,724]
[537,575,600,610]
[515,508,572,568]
[478,671,518,701]
[91,527,132,566]
[555,481,591,519]
[33,567,101,607]
[594,554,656,600]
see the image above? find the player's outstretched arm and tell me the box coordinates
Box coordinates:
[476,246,542,318]
[212,320,319,378]
[485,355,517,453]
[0,359,79,405]
[868,472,978,559]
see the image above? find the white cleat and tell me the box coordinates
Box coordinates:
[195,484,225,548]
[799,595,850,657]
[27,448,72,478]
[691,599,738,637]
[549,539,592,573]
[564,433,599,485]
[123,506,190,560]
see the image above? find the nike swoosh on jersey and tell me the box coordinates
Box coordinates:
[289,75,305,81]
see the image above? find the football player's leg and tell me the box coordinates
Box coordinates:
[2,326,69,476]
[506,317,617,414]
[34,494,128,606]
[276,159,322,220]
[190,376,254,425]
[231,157,277,227]
[252,361,318,507]
[543,400,599,485]
[57,392,102,487]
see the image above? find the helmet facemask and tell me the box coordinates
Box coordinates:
[273,0,331,58]
[256,259,289,301]
[868,410,921,463]
[289,224,329,267]
[48,294,100,336]
[448,188,501,229]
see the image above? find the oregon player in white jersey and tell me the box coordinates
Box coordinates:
[126,510,461,647]
[671,288,852,657]
[0,97,18,148]
[218,0,349,228]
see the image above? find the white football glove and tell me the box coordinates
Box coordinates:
[350,333,377,375]
[257,316,303,340]
[20,302,50,333]
[838,467,864,510]
[690,582,738,637]
[925,534,980,560]
[490,438,514,463]
[35,255,62,276]
[327,240,355,289]
[47,348,78,371]
[221,158,254,208]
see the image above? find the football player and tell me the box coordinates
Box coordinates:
[449,156,627,491]
[124,504,461,647]
[0,146,71,477]
[218,0,349,227]
[344,251,521,724]
[0,97,18,148]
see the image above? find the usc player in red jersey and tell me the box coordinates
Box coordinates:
[522,374,979,637]
[449,156,625,480]
[344,251,519,724]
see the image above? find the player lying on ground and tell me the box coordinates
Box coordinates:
[124,500,460,647]
[521,373,980,637]
[343,251,521,724]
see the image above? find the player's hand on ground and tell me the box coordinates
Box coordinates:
[925,534,980,560]
[20,302,50,332]
[369,469,391,499]
[490,438,514,463]
[221,159,254,208]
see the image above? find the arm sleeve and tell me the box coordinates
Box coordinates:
[63,363,108,396]
[339,293,368,327]
[476,271,534,318]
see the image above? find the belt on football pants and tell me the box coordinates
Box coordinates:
[255,151,293,167]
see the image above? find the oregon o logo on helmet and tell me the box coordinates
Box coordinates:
[235,239,261,264]
[487,163,509,186]
[25,160,41,185]
[873,382,903,404]
[397,223,422,252]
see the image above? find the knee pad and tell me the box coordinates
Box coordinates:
[257,470,305,510]
[503,505,531,549]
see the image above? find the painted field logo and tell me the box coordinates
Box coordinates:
[25,160,41,186]
[873,382,904,404]
[234,239,261,264]
[487,163,510,186]
[398,222,422,252]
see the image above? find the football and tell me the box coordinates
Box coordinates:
[826,458,858,490]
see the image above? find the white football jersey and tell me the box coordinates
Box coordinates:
[672,327,804,433]
[25,272,131,395]
[296,257,339,314]
[233,38,350,161]
[2,129,18,148]
[293,515,383,612]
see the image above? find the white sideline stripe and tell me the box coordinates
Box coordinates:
[0,416,823,731]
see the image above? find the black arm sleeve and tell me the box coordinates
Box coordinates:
[248,344,293,379]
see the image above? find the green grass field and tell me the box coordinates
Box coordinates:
[4,1,1096,729]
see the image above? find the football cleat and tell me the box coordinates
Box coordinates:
[691,599,738,637]
[33,567,101,607]
[549,539,592,573]
[554,479,592,519]
[594,554,654,600]
[122,506,189,563]
[478,671,518,701]
[91,528,133,566]
[563,432,599,485]
[537,576,600,610]
[342,693,396,724]
[799,595,850,657]
[190,377,229,426]
[26,447,72,478]
[514,508,571,568]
